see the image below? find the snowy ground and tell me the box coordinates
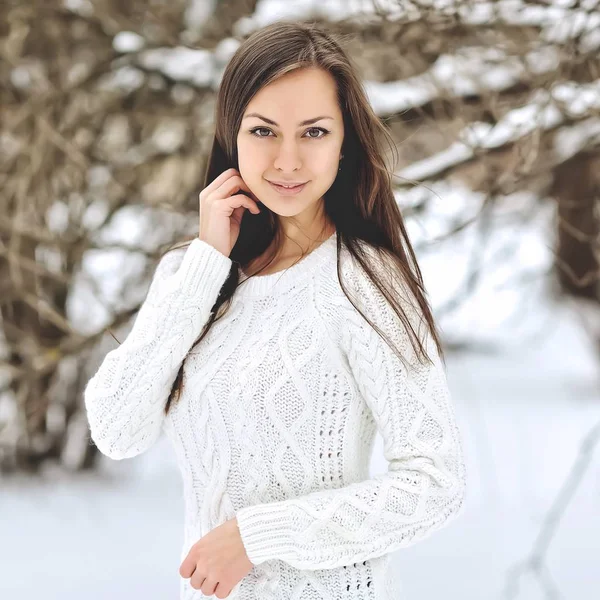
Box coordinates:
[2,297,599,600]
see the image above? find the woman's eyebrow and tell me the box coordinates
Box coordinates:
[243,113,334,126]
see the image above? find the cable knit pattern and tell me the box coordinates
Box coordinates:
[84,232,467,600]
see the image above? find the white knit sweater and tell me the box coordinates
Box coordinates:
[84,231,467,600]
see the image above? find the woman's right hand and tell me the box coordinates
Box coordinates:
[198,168,261,258]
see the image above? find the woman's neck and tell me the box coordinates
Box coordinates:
[243,223,336,277]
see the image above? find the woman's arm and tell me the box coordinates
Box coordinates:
[84,238,232,460]
[235,250,467,570]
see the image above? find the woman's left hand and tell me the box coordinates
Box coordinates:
[179,517,254,598]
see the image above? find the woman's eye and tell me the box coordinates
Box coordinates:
[250,127,272,138]
[249,127,330,139]
[306,127,329,138]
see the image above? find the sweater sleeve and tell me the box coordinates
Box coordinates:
[235,248,467,570]
[84,238,232,460]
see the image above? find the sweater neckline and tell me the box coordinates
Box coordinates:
[237,231,337,297]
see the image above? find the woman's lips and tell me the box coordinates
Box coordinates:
[268,181,308,195]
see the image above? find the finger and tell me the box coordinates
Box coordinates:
[200,169,236,201]
[190,569,207,590]
[179,555,196,578]
[214,582,231,599]
[226,193,261,215]
[204,168,239,194]
[200,577,219,596]
[231,204,246,225]
[213,175,254,201]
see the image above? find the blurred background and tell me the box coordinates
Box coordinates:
[1,0,600,598]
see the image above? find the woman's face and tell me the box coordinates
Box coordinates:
[236,67,344,221]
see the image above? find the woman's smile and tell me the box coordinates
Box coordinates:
[267,180,309,195]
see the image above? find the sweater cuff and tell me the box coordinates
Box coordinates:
[235,503,297,566]
[176,238,232,297]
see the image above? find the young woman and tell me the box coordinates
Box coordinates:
[84,21,467,600]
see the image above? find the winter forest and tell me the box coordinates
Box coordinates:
[1,0,599,599]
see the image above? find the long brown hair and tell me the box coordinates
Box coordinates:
[109,20,446,417]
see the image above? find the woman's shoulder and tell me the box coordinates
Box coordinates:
[317,239,399,343]
[320,238,394,306]
[329,237,420,324]
[337,238,398,288]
